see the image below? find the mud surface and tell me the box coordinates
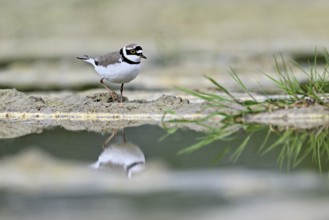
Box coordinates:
[1,89,329,139]
[0,89,193,114]
[0,89,213,138]
[244,104,329,129]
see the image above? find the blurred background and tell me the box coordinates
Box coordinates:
[1,0,329,92]
[1,1,329,220]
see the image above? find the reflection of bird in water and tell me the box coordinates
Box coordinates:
[91,129,145,178]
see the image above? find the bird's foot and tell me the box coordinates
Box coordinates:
[106,92,128,103]
[120,95,129,103]
[106,92,119,102]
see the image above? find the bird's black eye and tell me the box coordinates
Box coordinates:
[130,50,136,54]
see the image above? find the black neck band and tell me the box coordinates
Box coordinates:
[126,161,144,172]
[120,49,140,65]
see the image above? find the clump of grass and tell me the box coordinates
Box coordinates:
[267,49,329,105]
[173,48,329,126]
[164,49,329,172]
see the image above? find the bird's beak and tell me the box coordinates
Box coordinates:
[140,54,147,59]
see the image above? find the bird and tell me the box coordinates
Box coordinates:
[90,129,145,178]
[77,43,147,102]
[91,141,145,178]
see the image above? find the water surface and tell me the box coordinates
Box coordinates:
[0,124,328,220]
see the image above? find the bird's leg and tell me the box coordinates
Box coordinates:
[122,128,126,143]
[102,129,117,149]
[100,78,117,101]
[120,83,124,103]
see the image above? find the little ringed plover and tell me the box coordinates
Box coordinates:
[77,43,147,102]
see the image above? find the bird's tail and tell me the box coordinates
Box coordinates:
[76,54,96,66]
[90,162,100,169]
[76,54,91,60]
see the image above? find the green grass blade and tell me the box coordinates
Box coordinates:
[230,134,251,163]
[203,74,242,104]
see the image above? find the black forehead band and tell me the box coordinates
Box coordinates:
[135,46,142,51]
[126,46,142,51]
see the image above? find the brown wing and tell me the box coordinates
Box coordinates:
[96,51,122,66]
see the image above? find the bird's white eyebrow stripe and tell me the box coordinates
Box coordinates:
[136,50,143,53]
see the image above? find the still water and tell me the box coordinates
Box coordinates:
[0,125,321,172]
[0,124,328,220]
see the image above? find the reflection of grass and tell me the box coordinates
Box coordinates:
[261,126,329,172]
[209,124,329,172]
[165,50,329,172]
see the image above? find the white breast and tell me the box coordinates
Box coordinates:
[94,62,141,84]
